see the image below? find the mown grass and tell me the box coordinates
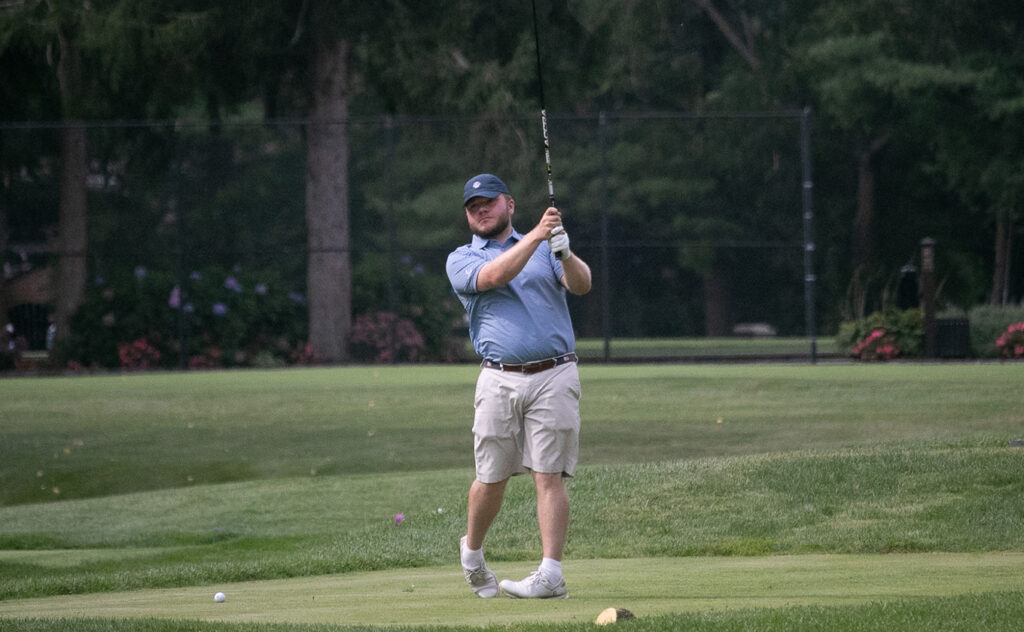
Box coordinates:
[1,363,1023,630]
[3,591,1024,631]
[1,445,1022,600]
[2,364,1020,505]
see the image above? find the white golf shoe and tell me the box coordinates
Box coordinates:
[460,536,498,598]
[499,571,568,599]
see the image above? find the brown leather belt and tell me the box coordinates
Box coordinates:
[482,353,578,374]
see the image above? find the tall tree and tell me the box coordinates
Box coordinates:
[303,1,351,362]
[51,7,88,344]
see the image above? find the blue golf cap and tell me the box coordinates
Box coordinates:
[463,174,510,204]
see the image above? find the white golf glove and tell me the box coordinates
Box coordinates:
[549,226,570,259]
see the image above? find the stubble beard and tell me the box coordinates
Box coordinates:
[474,209,511,240]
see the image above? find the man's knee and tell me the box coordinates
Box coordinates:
[532,471,565,490]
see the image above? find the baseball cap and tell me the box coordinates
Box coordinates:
[463,174,510,204]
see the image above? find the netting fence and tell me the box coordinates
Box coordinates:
[2,111,822,367]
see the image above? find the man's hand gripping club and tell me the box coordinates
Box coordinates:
[531,207,570,260]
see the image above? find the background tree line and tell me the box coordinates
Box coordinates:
[1,0,1021,364]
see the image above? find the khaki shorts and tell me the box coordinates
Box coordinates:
[472,361,581,483]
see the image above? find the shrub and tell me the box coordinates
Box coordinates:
[351,253,464,361]
[837,308,924,359]
[118,336,162,370]
[995,322,1024,360]
[850,329,901,361]
[966,304,1024,357]
[349,311,425,363]
[59,265,309,370]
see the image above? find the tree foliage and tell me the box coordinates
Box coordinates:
[2,0,1022,361]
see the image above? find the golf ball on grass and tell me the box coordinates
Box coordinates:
[214,592,226,603]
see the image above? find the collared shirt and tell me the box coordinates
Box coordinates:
[446,229,575,364]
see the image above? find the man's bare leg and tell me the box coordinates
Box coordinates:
[497,472,570,598]
[533,472,569,560]
[461,478,507,598]
[466,478,508,550]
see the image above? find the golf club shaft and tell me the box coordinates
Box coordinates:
[531,0,567,259]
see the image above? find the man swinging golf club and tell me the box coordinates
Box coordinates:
[446,174,592,598]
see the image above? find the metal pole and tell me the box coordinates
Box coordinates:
[800,107,817,363]
[385,115,398,364]
[599,112,611,362]
[920,237,936,358]
[169,127,188,370]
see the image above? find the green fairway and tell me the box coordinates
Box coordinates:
[1,363,1023,630]
[1,554,1022,626]
[2,363,1021,506]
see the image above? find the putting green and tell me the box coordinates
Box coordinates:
[2,553,1022,626]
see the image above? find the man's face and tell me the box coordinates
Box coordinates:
[465,194,513,239]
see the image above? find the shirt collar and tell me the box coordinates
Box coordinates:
[471,228,523,249]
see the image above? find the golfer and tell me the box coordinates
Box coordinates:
[446,173,592,599]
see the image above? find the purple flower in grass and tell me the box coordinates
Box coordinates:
[212,302,228,316]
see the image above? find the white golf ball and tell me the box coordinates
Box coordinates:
[214,592,226,603]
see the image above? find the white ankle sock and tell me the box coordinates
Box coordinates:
[461,541,485,568]
[539,557,562,582]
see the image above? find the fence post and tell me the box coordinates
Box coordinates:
[385,115,398,364]
[920,237,936,358]
[169,125,188,370]
[800,107,817,363]
[599,111,611,362]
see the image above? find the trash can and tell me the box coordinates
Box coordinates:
[935,318,970,358]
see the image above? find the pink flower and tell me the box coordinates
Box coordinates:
[995,322,1024,359]
[851,328,900,361]
[394,513,404,526]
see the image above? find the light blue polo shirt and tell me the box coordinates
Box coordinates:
[446,229,576,364]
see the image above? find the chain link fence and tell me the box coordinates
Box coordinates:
[2,111,824,368]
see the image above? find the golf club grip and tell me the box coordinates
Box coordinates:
[541,108,555,206]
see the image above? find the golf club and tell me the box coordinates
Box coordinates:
[530,0,568,259]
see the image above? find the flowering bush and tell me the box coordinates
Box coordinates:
[838,308,923,359]
[349,311,426,363]
[352,254,465,362]
[59,265,309,370]
[850,328,901,361]
[118,336,162,370]
[995,322,1024,359]
[965,305,1024,357]
[188,346,223,369]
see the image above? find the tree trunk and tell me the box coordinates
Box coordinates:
[852,150,875,271]
[305,36,351,363]
[851,136,888,273]
[53,24,88,345]
[989,212,1012,305]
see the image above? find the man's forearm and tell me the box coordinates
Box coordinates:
[561,254,592,295]
[475,235,544,291]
